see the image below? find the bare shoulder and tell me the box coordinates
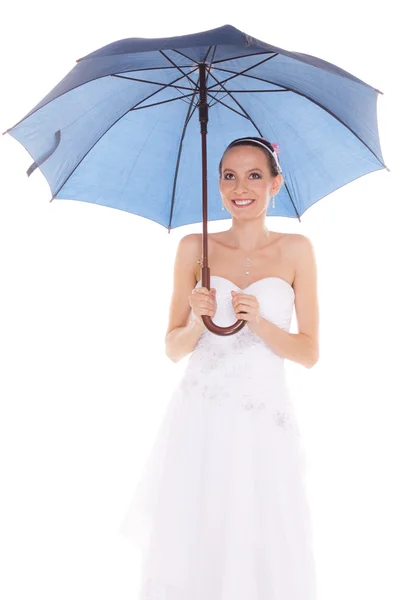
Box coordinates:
[178,232,201,249]
[282,233,316,268]
[282,232,314,250]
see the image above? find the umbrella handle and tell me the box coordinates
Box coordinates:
[201,313,247,336]
[200,267,247,336]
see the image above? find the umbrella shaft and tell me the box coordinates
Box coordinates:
[198,63,210,285]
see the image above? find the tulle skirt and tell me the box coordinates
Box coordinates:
[118,382,317,600]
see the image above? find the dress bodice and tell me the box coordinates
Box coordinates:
[182,275,296,413]
[191,275,294,333]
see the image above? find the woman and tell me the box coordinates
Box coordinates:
[119,137,319,600]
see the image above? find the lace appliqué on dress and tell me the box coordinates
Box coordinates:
[185,285,298,430]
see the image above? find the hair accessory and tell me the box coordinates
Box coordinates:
[229,137,282,174]
[271,142,280,154]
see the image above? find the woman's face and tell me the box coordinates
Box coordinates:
[218,145,281,216]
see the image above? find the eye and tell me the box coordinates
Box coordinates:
[223,172,261,179]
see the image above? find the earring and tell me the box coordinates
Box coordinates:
[221,203,225,210]
[272,196,275,209]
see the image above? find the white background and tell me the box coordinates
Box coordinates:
[1,3,399,600]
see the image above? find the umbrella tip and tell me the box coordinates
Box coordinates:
[168,225,171,234]
[49,195,56,202]
[385,165,391,172]
[2,129,9,136]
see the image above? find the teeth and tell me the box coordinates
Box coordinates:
[233,200,254,205]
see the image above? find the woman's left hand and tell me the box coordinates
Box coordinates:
[231,291,262,333]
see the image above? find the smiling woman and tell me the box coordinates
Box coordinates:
[120,136,320,600]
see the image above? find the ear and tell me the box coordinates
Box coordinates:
[273,174,284,195]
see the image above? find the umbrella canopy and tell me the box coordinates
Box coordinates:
[3,24,388,232]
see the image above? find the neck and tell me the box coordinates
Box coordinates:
[228,221,270,253]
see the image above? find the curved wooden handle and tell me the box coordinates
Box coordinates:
[200,266,246,336]
[201,313,246,336]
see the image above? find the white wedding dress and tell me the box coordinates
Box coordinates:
[119,275,317,600]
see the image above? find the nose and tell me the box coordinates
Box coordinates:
[233,178,249,194]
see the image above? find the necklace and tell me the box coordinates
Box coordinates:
[229,228,270,277]
[196,229,271,281]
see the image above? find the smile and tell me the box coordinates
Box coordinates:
[232,199,255,207]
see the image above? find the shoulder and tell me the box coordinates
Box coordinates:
[283,234,317,282]
[282,232,313,247]
[178,232,223,254]
[177,233,202,255]
[283,232,316,257]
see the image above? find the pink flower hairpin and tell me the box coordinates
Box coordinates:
[271,142,280,154]
[261,137,280,154]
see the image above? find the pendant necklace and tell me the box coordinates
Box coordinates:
[196,228,271,282]
[230,228,270,279]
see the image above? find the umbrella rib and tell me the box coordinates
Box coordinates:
[208,64,289,88]
[167,86,200,232]
[209,89,288,93]
[206,68,301,221]
[208,90,288,108]
[207,54,281,91]
[171,48,201,64]
[130,92,197,110]
[211,50,278,65]
[113,73,198,91]
[113,64,197,71]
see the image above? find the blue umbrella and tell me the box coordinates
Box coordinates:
[3,24,388,335]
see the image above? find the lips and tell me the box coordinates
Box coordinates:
[231,199,255,206]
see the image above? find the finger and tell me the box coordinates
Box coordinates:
[198,298,215,311]
[196,290,216,304]
[232,298,254,309]
[231,292,254,299]
[196,288,213,296]
[234,305,249,314]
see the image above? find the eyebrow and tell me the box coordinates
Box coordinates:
[222,167,262,173]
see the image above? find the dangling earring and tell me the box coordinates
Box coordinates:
[272,196,275,209]
[221,203,225,211]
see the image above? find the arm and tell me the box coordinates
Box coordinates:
[165,319,206,363]
[165,234,205,363]
[251,234,319,369]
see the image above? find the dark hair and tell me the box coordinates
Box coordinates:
[218,136,281,178]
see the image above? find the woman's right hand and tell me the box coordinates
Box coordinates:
[189,286,217,324]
